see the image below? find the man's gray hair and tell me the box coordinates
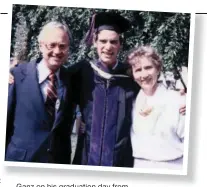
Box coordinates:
[38,21,71,43]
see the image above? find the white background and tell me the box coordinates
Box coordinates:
[0,0,207,186]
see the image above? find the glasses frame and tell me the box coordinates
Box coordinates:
[42,42,69,52]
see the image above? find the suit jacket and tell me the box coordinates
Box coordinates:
[5,59,74,164]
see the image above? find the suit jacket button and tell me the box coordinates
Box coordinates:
[47,149,51,153]
[43,120,47,125]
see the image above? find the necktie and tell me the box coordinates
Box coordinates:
[45,73,57,124]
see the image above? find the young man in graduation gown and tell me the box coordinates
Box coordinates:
[71,12,139,167]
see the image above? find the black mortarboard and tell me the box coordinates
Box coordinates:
[94,12,130,33]
[84,12,131,46]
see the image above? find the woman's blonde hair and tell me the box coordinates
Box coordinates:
[127,45,163,72]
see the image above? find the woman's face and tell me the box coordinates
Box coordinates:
[132,57,160,95]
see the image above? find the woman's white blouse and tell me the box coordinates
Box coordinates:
[131,84,186,161]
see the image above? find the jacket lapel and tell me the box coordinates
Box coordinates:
[20,59,47,121]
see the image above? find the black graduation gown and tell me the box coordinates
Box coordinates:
[69,60,139,167]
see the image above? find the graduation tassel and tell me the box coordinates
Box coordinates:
[84,13,96,47]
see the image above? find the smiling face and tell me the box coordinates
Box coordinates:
[39,27,69,72]
[94,30,121,68]
[132,57,160,95]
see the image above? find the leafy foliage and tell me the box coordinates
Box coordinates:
[10,4,191,72]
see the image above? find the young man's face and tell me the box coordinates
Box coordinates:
[94,30,121,68]
[39,27,69,71]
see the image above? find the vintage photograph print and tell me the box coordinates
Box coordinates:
[5,4,194,175]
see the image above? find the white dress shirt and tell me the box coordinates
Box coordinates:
[37,60,60,101]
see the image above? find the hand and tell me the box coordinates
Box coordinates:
[179,104,186,115]
[9,73,14,84]
[179,89,186,96]
[10,60,18,68]
[178,89,186,115]
[79,121,85,134]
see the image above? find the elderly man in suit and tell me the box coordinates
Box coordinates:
[5,21,74,164]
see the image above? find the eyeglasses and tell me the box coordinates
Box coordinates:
[42,42,69,52]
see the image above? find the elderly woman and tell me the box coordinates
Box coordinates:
[127,46,186,170]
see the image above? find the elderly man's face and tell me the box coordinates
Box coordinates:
[39,28,69,71]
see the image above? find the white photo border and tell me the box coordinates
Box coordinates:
[2,3,196,176]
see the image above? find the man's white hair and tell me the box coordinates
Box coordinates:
[38,21,71,43]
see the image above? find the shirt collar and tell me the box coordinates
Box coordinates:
[37,59,60,84]
[97,59,119,73]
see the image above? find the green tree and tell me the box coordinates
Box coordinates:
[10,4,191,74]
